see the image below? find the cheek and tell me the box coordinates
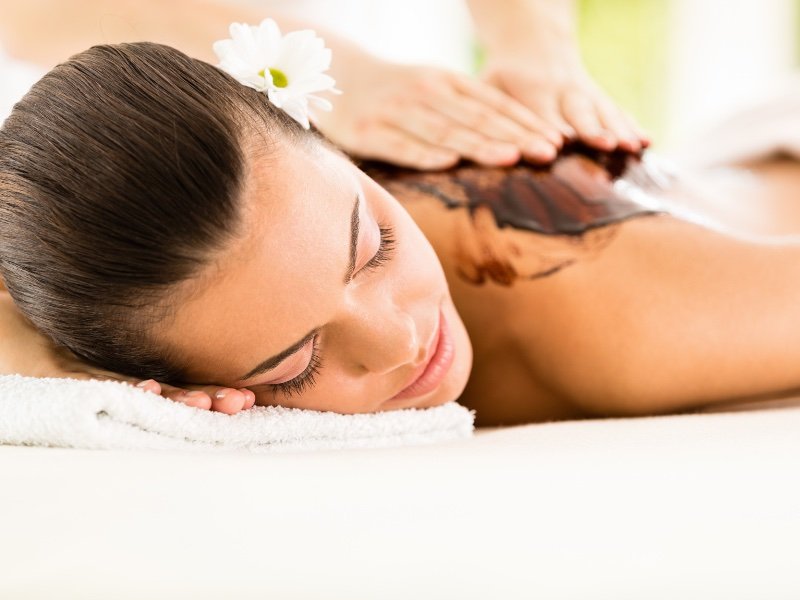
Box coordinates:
[395,206,445,284]
[363,173,445,285]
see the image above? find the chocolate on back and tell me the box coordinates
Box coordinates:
[365,145,665,286]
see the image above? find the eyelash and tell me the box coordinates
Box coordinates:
[269,224,397,398]
[361,225,396,274]
[270,335,323,398]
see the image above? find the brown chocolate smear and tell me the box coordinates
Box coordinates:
[365,145,666,285]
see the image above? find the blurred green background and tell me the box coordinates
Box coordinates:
[576,0,670,141]
[472,0,800,145]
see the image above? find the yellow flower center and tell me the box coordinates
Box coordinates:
[259,67,289,88]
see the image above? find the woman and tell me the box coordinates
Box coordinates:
[1,43,799,426]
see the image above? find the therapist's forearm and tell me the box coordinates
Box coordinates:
[466,0,582,69]
[0,0,379,77]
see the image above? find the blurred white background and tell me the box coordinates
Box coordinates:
[3,0,799,151]
[246,0,800,150]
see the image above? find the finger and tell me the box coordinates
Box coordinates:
[427,94,557,163]
[452,75,564,145]
[357,124,459,170]
[520,135,559,164]
[597,103,642,153]
[208,388,249,415]
[624,113,652,149]
[527,101,577,141]
[634,121,652,148]
[134,379,162,395]
[512,92,576,140]
[561,91,616,150]
[175,383,249,414]
[436,127,520,166]
[158,382,214,410]
[240,388,256,409]
[384,105,519,166]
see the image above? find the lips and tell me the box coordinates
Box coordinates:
[389,309,455,402]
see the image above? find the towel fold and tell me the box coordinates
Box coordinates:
[0,374,474,452]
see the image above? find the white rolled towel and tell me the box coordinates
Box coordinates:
[0,374,474,453]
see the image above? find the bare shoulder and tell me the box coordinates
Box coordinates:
[364,150,670,420]
[365,151,800,419]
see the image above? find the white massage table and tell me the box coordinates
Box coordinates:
[2,400,800,599]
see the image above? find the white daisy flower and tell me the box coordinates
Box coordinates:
[212,18,341,129]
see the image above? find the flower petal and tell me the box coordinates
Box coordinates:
[307,94,333,112]
[281,97,311,129]
[213,19,338,128]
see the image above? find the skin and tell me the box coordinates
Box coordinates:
[150,138,473,414]
[5,139,800,423]
[83,150,800,426]
[397,156,800,425]
[1,0,647,170]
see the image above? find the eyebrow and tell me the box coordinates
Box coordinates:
[236,194,360,382]
[343,195,360,284]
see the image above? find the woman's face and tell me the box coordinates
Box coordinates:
[158,138,472,413]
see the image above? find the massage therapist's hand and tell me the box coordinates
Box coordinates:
[312,57,566,170]
[481,59,650,154]
[0,292,255,415]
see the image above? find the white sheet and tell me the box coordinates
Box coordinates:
[2,402,800,599]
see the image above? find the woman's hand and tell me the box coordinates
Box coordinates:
[482,59,650,155]
[0,292,255,415]
[312,59,567,170]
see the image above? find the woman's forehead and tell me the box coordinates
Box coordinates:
[162,143,357,382]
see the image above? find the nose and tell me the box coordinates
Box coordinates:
[343,307,420,375]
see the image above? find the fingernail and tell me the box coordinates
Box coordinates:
[525,141,556,159]
[214,389,231,400]
[625,139,642,152]
[135,379,152,388]
[597,131,616,144]
[479,146,517,164]
[424,153,456,170]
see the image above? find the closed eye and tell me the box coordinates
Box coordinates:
[266,335,322,398]
[360,225,396,275]
[269,225,394,396]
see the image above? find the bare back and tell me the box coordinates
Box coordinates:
[368,149,800,425]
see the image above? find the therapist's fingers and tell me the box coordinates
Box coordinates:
[608,106,652,150]
[524,97,577,142]
[596,101,643,153]
[383,104,520,166]
[354,124,460,170]
[422,92,556,163]
[561,90,616,151]
[452,74,565,146]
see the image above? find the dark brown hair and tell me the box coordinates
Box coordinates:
[0,42,306,383]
